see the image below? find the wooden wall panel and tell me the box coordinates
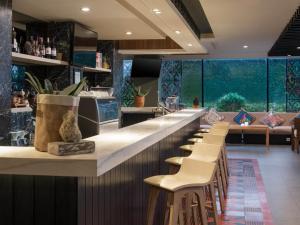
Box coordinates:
[118,37,182,50]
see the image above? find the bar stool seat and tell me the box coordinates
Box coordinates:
[144,159,219,225]
[188,137,203,143]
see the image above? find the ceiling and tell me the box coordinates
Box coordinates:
[199,0,300,58]
[12,0,164,40]
[12,0,300,57]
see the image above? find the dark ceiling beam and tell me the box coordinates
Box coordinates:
[269,6,300,56]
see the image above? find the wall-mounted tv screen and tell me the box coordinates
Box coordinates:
[131,56,162,78]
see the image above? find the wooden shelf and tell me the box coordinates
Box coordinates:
[83,66,111,73]
[12,52,69,66]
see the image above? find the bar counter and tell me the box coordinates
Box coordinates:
[0,109,205,225]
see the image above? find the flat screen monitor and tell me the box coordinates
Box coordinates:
[131,56,161,78]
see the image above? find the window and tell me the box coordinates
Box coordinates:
[203,59,267,112]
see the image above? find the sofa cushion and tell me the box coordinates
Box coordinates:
[270,126,292,135]
[204,108,224,125]
[233,109,256,125]
[260,113,285,128]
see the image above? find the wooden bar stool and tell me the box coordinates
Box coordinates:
[182,134,229,187]
[165,143,226,212]
[199,134,229,180]
[144,159,219,225]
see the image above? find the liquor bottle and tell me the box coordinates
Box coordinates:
[39,37,46,58]
[51,37,57,59]
[12,27,18,52]
[45,37,52,58]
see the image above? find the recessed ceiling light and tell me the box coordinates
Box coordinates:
[243,45,248,49]
[297,46,300,50]
[152,9,161,14]
[175,30,181,34]
[81,7,90,12]
[187,43,193,47]
[126,31,132,35]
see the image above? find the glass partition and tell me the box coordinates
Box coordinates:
[268,58,286,112]
[180,60,202,107]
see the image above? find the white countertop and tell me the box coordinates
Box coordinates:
[0,109,205,177]
[121,107,158,113]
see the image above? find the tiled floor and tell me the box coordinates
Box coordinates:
[227,145,300,225]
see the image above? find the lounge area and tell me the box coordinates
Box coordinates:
[1,1,300,225]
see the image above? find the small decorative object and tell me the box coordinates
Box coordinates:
[59,111,82,143]
[48,140,95,156]
[26,72,87,152]
[24,40,33,55]
[56,52,63,61]
[192,96,199,108]
[133,85,150,107]
[102,56,110,69]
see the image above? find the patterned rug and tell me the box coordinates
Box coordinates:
[216,159,273,225]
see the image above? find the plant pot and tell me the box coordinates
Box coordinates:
[34,94,80,152]
[134,96,145,107]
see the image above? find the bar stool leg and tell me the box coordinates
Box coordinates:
[196,187,208,225]
[222,147,229,177]
[216,166,225,213]
[164,193,172,225]
[219,159,227,197]
[169,192,180,225]
[146,187,160,225]
[208,183,220,225]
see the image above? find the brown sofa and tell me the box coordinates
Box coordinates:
[200,112,298,135]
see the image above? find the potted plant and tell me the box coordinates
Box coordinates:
[26,72,87,152]
[133,85,150,107]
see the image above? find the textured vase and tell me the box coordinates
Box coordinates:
[34,94,80,152]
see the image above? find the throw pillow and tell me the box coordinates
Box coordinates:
[233,109,256,125]
[204,108,224,125]
[261,113,285,128]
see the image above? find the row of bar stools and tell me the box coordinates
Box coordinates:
[144,122,230,225]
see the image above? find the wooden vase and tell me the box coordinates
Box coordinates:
[34,94,80,152]
[134,96,145,107]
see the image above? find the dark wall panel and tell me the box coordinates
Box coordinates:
[0,0,12,141]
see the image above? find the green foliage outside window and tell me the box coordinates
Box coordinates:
[216,92,246,112]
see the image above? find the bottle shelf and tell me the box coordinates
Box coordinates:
[83,66,111,73]
[12,52,69,66]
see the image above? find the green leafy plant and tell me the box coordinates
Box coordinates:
[26,72,87,96]
[133,85,150,97]
[216,92,246,112]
